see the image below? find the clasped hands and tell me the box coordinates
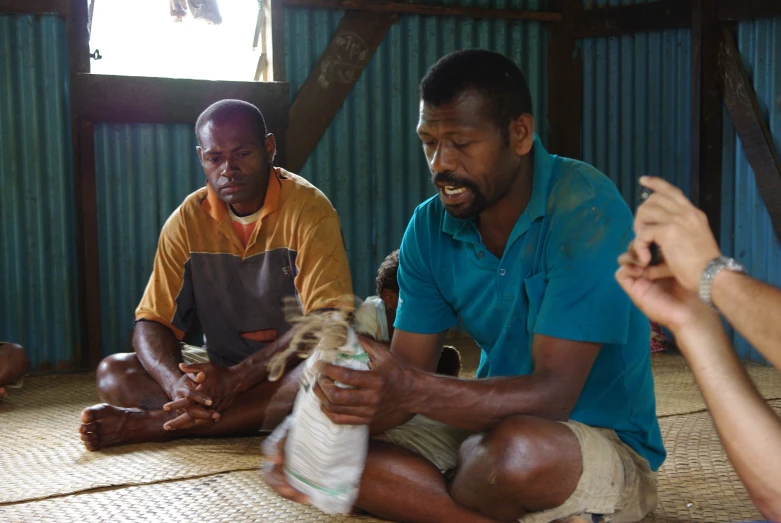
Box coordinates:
[162,361,242,431]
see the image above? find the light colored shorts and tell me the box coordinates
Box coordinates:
[386,415,657,523]
[181,344,210,365]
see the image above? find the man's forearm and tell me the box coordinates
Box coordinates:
[712,271,781,369]
[674,314,781,520]
[230,328,297,392]
[395,369,573,433]
[133,320,185,398]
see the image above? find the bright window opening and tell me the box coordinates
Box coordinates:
[90,0,273,81]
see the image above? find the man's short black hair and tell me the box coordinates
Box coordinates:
[376,250,399,296]
[419,49,533,145]
[195,99,268,145]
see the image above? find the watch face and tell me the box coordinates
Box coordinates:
[725,257,745,273]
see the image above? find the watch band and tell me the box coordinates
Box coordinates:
[699,256,746,311]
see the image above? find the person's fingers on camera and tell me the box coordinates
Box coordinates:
[645,264,675,281]
[640,176,690,207]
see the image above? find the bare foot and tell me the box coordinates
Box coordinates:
[79,404,172,451]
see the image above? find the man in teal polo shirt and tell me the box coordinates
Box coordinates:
[264,50,664,523]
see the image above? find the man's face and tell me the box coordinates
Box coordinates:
[417,90,532,219]
[197,113,274,214]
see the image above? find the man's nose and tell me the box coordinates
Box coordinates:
[221,157,239,176]
[430,143,457,173]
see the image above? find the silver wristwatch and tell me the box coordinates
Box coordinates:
[699,256,746,311]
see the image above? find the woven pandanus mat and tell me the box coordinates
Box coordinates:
[0,374,265,504]
[641,399,781,523]
[0,470,389,523]
[652,353,781,418]
[2,359,779,522]
[2,403,776,523]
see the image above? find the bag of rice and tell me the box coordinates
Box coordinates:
[263,307,371,515]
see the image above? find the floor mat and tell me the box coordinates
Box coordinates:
[0,374,264,504]
[642,399,780,523]
[2,355,779,521]
[3,403,776,522]
[0,470,387,523]
[652,352,781,417]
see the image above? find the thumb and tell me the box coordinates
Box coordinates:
[615,266,643,301]
[357,335,384,359]
[180,363,208,382]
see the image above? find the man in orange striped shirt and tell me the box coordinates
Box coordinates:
[79,100,353,450]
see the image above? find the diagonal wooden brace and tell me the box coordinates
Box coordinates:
[285,10,395,173]
[720,28,781,242]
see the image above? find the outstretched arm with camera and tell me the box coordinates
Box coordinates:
[616,176,781,520]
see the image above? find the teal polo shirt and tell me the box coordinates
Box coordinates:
[395,136,665,471]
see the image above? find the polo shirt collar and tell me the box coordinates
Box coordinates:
[202,166,282,225]
[442,134,555,244]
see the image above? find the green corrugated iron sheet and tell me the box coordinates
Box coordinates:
[581,0,692,209]
[284,1,548,298]
[89,2,550,354]
[95,124,205,354]
[720,16,781,364]
[0,14,81,370]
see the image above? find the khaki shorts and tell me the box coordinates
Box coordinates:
[386,415,657,523]
[181,344,210,365]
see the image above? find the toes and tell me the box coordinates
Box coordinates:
[81,407,95,423]
[80,432,100,451]
[79,422,97,434]
[81,403,112,423]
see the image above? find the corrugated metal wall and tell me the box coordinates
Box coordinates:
[0,15,81,370]
[284,0,547,298]
[581,0,692,208]
[95,124,205,354]
[720,17,781,364]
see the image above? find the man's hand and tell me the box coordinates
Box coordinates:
[313,336,413,425]
[615,261,713,333]
[632,176,721,291]
[162,361,244,430]
[162,369,219,431]
[262,433,310,506]
[180,361,243,412]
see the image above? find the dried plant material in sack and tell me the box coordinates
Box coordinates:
[263,300,371,515]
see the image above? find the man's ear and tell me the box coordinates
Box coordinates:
[265,134,277,165]
[196,146,204,165]
[509,114,535,156]
[380,289,399,311]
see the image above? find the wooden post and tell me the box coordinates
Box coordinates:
[76,121,103,368]
[283,0,562,22]
[574,0,691,39]
[721,28,781,242]
[717,0,781,22]
[285,10,395,173]
[0,0,69,15]
[66,0,103,368]
[690,0,722,241]
[271,0,286,82]
[547,0,583,160]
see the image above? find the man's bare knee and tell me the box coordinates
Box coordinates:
[96,353,159,407]
[450,416,581,520]
[0,342,30,384]
[7,343,29,371]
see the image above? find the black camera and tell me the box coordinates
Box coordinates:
[639,187,662,266]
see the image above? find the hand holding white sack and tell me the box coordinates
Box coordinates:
[262,309,371,515]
